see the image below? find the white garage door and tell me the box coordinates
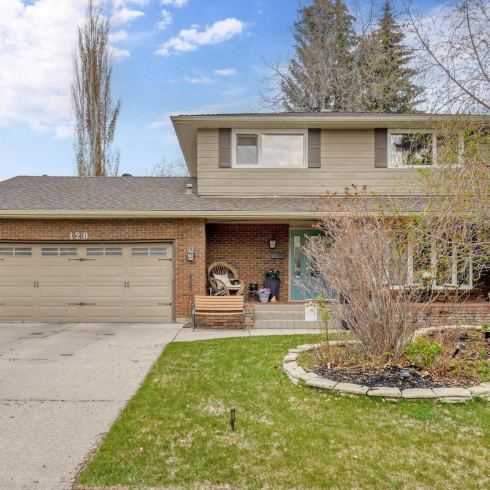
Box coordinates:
[0,243,173,323]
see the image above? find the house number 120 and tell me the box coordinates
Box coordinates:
[70,232,88,240]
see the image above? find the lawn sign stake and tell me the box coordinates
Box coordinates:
[230,408,236,431]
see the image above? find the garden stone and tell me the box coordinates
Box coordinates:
[298,372,319,382]
[468,385,490,396]
[283,354,298,363]
[333,383,369,395]
[307,378,338,390]
[402,389,436,399]
[296,344,315,351]
[432,388,472,402]
[289,366,307,379]
[367,387,401,398]
[480,382,490,389]
[288,349,300,354]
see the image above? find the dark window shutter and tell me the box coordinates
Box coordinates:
[308,129,321,168]
[374,129,388,168]
[218,128,232,168]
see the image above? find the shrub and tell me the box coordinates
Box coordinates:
[316,295,331,328]
[405,338,442,368]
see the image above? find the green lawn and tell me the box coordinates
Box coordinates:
[77,334,490,490]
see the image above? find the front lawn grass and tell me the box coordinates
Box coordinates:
[77,334,490,490]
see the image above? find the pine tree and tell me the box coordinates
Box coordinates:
[368,0,423,113]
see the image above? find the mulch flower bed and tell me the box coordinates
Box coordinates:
[309,327,490,389]
[313,364,466,389]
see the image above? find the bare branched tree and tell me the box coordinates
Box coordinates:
[72,0,121,176]
[146,157,190,177]
[306,189,425,360]
[404,0,490,113]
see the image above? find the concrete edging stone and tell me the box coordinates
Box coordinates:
[283,342,489,403]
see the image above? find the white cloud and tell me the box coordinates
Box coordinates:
[111,7,144,25]
[184,76,212,84]
[155,18,246,56]
[157,10,172,30]
[0,0,87,136]
[214,68,237,76]
[114,48,130,58]
[109,30,128,42]
[161,0,188,7]
[113,0,148,7]
[54,124,72,139]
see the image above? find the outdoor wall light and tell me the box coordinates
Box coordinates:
[400,368,411,380]
[452,341,466,358]
[187,247,195,261]
[269,235,276,249]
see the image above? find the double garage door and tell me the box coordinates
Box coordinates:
[0,243,174,323]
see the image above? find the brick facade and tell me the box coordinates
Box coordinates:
[206,223,289,300]
[412,303,490,328]
[0,218,207,321]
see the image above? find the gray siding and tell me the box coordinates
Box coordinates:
[197,128,418,196]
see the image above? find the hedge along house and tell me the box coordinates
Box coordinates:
[0,112,489,327]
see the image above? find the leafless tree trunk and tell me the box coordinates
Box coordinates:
[72,0,121,176]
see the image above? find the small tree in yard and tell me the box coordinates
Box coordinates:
[305,189,425,360]
[72,0,121,177]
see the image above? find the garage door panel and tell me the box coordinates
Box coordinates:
[0,264,36,280]
[39,285,80,301]
[128,305,172,323]
[39,264,80,280]
[0,306,36,321]
[83,264,125,279]
[83,306,125,322]
[39,306,81,321]
[0,285,36,299]
[128,264,171,279]
[128,284,171,298]
[84,284,126,299]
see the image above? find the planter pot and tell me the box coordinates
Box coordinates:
[258,292,270,303]
[265,276,280,302]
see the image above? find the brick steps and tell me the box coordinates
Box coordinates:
[253,303,321,329]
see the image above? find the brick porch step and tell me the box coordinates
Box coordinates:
[253,303,322,329]
[254,319,322,329]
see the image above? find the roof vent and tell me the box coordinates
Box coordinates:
[186,183,194,194]
[121,173,133,177]
[321,109,332,113]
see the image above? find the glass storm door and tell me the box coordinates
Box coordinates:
[290,230,333,301]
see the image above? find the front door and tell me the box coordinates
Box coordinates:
[290,230,334,301]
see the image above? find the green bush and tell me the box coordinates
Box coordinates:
[405,338,442,368]
[315,295,331,328]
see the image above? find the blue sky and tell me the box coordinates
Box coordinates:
[0,0,430,180]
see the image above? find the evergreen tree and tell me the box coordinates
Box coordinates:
[368,0,423,113]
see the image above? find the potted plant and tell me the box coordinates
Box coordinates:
[264,268,281,302]
[258,288,271,303]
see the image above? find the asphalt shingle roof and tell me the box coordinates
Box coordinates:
[0,176,426,215]
[0,176,323,213]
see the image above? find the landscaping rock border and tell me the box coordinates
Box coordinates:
[283,343,490,403]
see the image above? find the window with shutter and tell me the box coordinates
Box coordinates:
[375,129,388,168]
[308,129,321,168]
[218,129,232,168]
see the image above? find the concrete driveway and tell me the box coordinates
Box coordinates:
[0,322,182,490]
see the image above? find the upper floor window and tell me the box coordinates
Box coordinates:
[232,129,307,168]
[389,130,435,167]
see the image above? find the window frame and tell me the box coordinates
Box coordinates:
[231,129,308,169]
[407,242,473,290]
[388,129,436,168]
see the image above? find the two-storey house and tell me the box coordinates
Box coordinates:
[0,112,488,327]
